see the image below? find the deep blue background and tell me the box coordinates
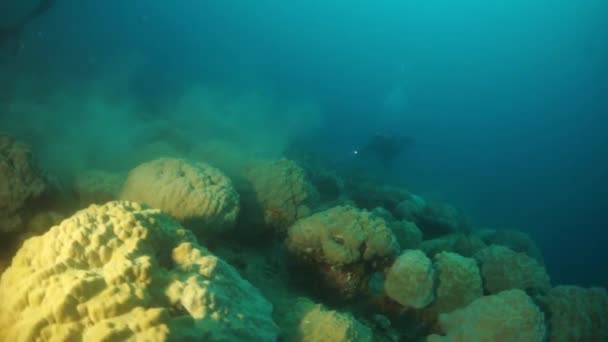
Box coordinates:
[3,0,607,286]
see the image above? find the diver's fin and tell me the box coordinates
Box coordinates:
[0,26,23,55]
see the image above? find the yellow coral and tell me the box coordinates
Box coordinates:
[0,201,278,341]
[120,158,240,236]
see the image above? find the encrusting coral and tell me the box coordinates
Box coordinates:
[0,201,279,341]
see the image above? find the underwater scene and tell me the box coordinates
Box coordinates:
[1,0,607,341]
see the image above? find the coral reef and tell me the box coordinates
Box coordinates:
[120,158,240,236]
[0,201,278,341]
[0,130,604,340]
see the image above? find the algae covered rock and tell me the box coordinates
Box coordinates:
[0,201,278,341]
[120,158,240,236]
[0,134,53,234]
[427,289,546,342]
[384,249,435,309]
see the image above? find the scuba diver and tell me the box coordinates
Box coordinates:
[0,0,56,54]
[352,132,415,168]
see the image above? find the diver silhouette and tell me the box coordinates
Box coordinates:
[0,0,56,55]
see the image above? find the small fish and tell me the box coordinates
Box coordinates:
[0,0,56,55]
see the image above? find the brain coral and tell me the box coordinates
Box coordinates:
[0,201,278,341]
[0,134,51,234]
[243,158,319,234]
[427,289,546,342]
[120,158,240,236]
[475,245,551,294]
[286,205,399,299]
[541,285,608,341]
[384,249,436,309]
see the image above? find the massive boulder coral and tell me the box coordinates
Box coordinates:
[427,289,546,341]
[120,158,240,236]
[540,285,608,341]
[0,201,279,341]
[424,252,483,319]
[384,249,436,309]
[242,158,319,234]
[474,245,551,294]
[286,205,399,299]
[0,134,53,234]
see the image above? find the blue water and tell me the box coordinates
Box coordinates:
[1,0,607,287]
